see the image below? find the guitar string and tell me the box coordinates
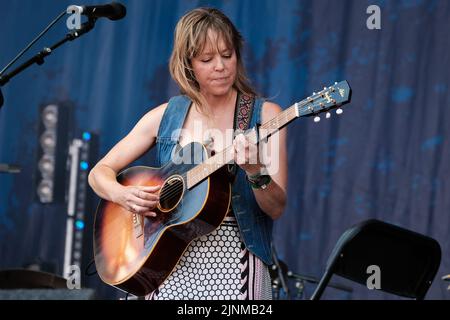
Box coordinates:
[156,102,308,202]
[94,198,219,251]
[95,200,196,247]
[95,95,337,243]
[157,104,304,201]
[132,97,322,205]
[95,185,216,246]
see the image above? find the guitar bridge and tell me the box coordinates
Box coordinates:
[132,213,143,239]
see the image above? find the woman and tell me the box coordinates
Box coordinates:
[88,7,287,300]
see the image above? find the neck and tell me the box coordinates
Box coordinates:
[200,88,237,114]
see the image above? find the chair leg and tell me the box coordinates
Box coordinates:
[310,270,333,300]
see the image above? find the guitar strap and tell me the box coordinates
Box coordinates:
[227,92,255,184]
[234,93,255,132]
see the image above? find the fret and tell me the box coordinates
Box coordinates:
[259,105,297,142]
[187,147,234,188]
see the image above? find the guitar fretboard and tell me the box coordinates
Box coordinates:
[186,104,299,189]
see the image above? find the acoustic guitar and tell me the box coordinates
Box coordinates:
[93,81,352,295]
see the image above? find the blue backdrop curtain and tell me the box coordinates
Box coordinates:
[0,0,449,299]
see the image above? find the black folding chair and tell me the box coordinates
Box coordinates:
[311,219,441,300]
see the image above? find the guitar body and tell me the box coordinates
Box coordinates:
[93,142,232,296]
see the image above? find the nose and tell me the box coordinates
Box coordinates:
[214,57,225,71]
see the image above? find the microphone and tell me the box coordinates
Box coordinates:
[70,2,126,21]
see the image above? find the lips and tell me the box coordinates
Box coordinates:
[212,76,229,82]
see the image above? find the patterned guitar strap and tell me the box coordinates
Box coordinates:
[227,92,255,184]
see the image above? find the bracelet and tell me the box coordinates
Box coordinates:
[246,173,272,190]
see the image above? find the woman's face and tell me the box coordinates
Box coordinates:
[191,29,237,98]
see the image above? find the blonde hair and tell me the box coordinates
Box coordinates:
[169,7,256,109]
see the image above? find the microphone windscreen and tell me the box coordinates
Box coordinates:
[109,2,126,20]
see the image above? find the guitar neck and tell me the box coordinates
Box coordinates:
[186,78,352,189]
[186,103,301,189]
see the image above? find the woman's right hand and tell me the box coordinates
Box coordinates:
[112,185,161,217]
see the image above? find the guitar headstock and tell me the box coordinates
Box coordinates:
[296,81,352,122]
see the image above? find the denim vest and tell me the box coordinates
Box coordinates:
[155,95,273,265]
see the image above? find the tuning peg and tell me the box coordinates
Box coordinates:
[326,112,331,119]
[314,116,321,123]
[336,108,343,115]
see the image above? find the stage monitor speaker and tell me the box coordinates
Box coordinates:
[0,289,96,300]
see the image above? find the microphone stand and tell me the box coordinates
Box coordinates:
[271,242,290,300]
[0,14,97,109]
[0,163,21,174]
[0,13,96,174]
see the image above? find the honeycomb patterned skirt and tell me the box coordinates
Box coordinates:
[146,214,272,300]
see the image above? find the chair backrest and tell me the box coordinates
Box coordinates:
[315,219,441,299]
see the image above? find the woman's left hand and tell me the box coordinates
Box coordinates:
[233,133,265,176]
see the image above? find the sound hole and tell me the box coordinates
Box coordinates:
[158,175,185,212]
